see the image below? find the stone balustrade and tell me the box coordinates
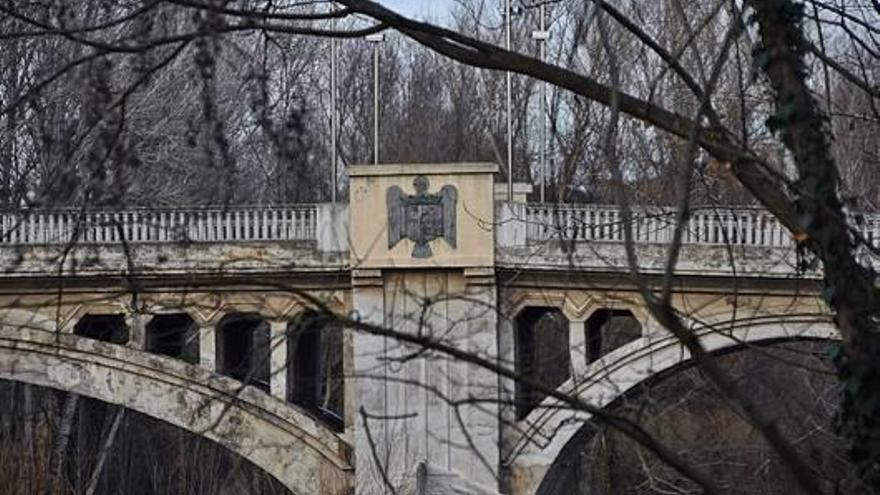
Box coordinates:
[0,204,319,245]
[2,202,878,278]
[4,202,879,250]
[519,202,880,248]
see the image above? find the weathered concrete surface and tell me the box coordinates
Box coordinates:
[0,325,353,495]
[352,269,501,494]
[405,461,501,494]
[497,241,814,278]
[503,318,839,495]
[0,241,347,277]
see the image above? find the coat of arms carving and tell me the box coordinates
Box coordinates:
[386,176,457,258]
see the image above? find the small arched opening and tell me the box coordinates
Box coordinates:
[216,313,270,393]
[74,314,129,345]
[515,307,571,420]
[146,313,199,364]
[585,309,641,363]
[287,311,344,431]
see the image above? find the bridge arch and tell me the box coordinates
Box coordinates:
[0,320,352,495]
[509,316,839,495]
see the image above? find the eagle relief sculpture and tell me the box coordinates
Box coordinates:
[386,175,457,258]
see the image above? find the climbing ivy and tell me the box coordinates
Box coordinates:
[747,0,880,484]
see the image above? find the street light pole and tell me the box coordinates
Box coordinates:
[505,0,513,201]
[532,4,549,203]
[330,12,338,203]
[366,33,384,165]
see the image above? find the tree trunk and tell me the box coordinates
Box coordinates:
[746,0,880,484]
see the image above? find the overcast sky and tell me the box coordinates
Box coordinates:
[376,0,453,20]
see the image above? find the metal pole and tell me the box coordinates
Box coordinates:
[505,0,513,201]
[373,42,379,165]
[539,4,547,204]
[365,35,383,165]
[330,14,338,203]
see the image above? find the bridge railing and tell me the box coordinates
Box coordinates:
[0,205,319,245]
[523,203,880,248]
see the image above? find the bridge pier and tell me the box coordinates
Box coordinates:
[349,164,503,494]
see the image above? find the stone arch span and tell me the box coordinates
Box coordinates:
[509,316,839,495]
[0,322,352,495]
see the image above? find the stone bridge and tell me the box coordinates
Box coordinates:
[1,163,874,494]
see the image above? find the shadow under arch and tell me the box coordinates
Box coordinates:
[0,324,353,495]
[511,317,840,495]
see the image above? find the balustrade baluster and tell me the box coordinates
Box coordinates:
[56,213,63,244]
[706,214,714,244]
[776,219,786,247]
[36,213,44,244]
[12,214,19,244]
[268,209,276,240]
[872,216,880,249]
[199,211,206,242]
[95,213,102,243]
[746,213,754,245]
[47,213,55,244]
[206,211,214,241]
[26,213,34,244]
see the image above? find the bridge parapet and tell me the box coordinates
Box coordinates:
[5,200,879,277]
[0,203,350,276]
[497,202,880,276]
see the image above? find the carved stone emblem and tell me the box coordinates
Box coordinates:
[387,176,457,258]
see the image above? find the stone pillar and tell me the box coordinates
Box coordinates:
[269,320,288,401]
[316,203,350,252]
[569,319,588,376]
[128,312,149,351]
[351,269,390,495]
[457,268,500,488]
[348,163,502,495]
[199,324,216,372]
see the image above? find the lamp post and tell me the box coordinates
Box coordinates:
[505,0,513,201]
[330,11,338,203]
[365,33,385,165]
[532,4,549,203]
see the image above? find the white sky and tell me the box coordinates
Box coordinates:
[376,0,453,20]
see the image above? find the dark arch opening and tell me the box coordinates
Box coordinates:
[216,313,270,393]
[515,307,570,420]
[146,313,199,364]
[533,339,867,495]
[287,311,344,431]
[0,379,289,495]
[585,308,641,363]
[74,314,129,345]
